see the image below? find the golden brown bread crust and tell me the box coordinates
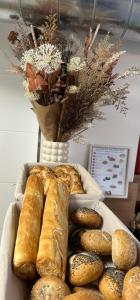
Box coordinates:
[29,165,49,174]
[30,275,70,300]
[54,169,71,193]
[29,166,56,195]
[63,290,105,300]
[36,178,69,280]
[70,207,102,228]
[99,267,125,300]
[67,252,104,286]
[54,165,85,194]
[112,230,137,271]
[80,230,112,255]
[122,266,140,300]
[13,175,44,280]
[72,287,105,299]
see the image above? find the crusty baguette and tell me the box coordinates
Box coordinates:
[13,174,44,280]
[36,177,69,280]
[29,165,56,195]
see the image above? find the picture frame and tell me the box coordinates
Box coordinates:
[88,145,130,198]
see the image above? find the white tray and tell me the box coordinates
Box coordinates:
[0,199,140,300]
[14,163,104,201]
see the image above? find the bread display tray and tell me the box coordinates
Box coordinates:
[0,199,140,300]
[14,162,104,201]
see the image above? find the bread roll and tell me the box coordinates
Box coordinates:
[54,165,85,194]
[67,252,104,286]
[70,207,102,228]
[80,230,112,255]
[72,287,105,299]
[30,275,70,300]
[29,165,56,195]
[112,230,137,270]
[13,174,44,280]
[122,266,140,300]
[63,290,105,300]
[99,268,125,300]
[36,178,69,279]
[72,286,97,293]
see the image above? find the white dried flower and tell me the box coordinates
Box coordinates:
[21,43,62,74]
[34,44,62,73]
[118,66,140,79]
[21,49,35,71]
[104,51,126,69]
[67,85,79,94]
[23,80,39,101]
[73,134,88,144]
[67,57,86,72]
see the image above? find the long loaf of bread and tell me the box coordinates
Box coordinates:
[13,174,44,280]
[36,178,69,280]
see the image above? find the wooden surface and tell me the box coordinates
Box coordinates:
[104,182,139,226]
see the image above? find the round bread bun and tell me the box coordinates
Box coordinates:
[70,207,102,228]
[30,275,70,300]
[99,267,125,300]
[68,228,86,251]
[67,252,104,286]
[122,266,140,300]
[112,229,137,271]
[63,290,105,300]
[72,287,105,299]
[72,286,95,292]
[80,230,112,255]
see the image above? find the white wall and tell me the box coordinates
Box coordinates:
[0,22,38,235]
[0,22,140,234]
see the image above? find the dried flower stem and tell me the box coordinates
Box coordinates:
[89,24,100,50]
[30,25,37,48]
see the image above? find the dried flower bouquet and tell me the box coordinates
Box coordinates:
[7,12,140,142]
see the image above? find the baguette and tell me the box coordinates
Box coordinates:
[36,178,69,279]
[13,174,44,280]
[29,165,56,195]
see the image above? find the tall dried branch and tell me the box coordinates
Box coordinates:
[40,11,57,43]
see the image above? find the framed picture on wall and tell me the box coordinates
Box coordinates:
[88,145,130,198]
